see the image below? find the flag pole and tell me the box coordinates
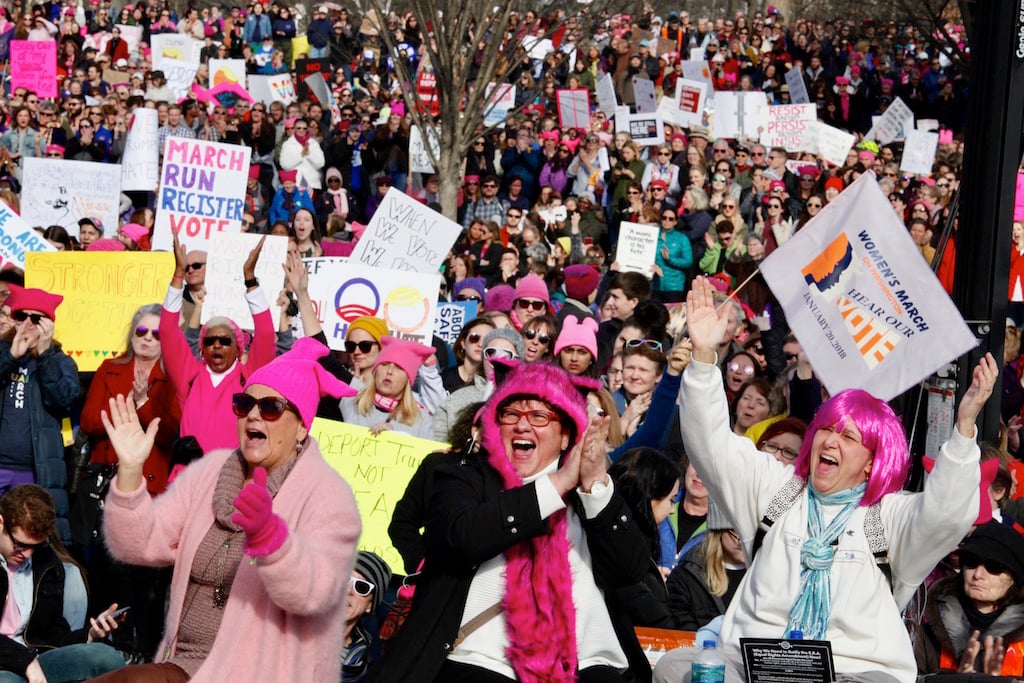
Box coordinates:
[714,268,761,314]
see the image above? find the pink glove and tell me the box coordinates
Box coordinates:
[232,467,288,557]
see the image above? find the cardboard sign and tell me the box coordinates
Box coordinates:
[416,70,440,117]
[900,130,939,176]
[313,417,447,571]
[202,233,288,329]
[115,24,141,56]
[681,60,714,94]
[556,89,591,130]
[293,58,331,99]
[121,108,160,192]
[667,78,706,127]
[153,138,249,252]
[803,121,856,167]
[11,40,57,98]
[483,83,515,128]
[616,221,659,277]
[868,96,914,145]
[298,258,441,349]
[354,188,461,273]
[784,68,810,104]
[208,58,247,91]
[761,103,816,152]
[712,91,769,140]
[596,72,617,118]
[22,158,122,235]
[25,251,174,371]
[740,637,835,683]
[0,200,55,271]
[632,77,657,113]
[249,74,296,105]
[409,125,440,174]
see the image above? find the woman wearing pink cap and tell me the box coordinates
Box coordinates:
[0,286,79,538]
[95,337,361,682]
[116,222,150,251]
[555,315,599,378]
[340,336,436,439]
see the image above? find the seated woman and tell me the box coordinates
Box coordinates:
[94,338,361,682]
[373,362,653,682]
[914,522,1024,676]
[653,276,995,683]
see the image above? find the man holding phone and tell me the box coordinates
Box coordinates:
[0,486,124,682]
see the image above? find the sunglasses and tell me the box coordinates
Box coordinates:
[202,335,234,348]
[484,347,517,360]
[516,299,546,312]
[761,442,799,461]
[807,202,823,208]
[455,294,482,302]
[344,340,379,354]
[5,526,48,552]
[350,576,375,596]
[523,328,551,345]
[498,408,559,427]
[184,261,205,272]
[625,338,663,351]
[959,552,1010,576]
[12,311,45,324]
[231,393,298,421]
[466,332,484,344]
[135,325,160,340]
[727,361,755,376]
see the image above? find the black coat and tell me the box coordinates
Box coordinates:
[370,456,653,682]
[666,544,741,632]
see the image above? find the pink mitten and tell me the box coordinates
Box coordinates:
[232,467,288,556]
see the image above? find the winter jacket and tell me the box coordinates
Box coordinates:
[654,228,694,294]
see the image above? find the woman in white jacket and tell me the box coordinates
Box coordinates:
[279,118,325,190]
[653,276,996,683]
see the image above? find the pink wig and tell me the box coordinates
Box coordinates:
[793,388,909,506]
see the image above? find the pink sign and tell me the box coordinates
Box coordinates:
[11,40,57,98]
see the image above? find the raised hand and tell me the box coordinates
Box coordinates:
[172,231,187,279]
[282,251,308,294]
[685,276,731,362]
[35,317,54,354]
[243,235,267,281]
[578,413,611,491]
[956,353,998,439]
[232,467,288,556]
[100,394,159,490]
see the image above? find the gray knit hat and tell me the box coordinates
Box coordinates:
[353,551,392,612]
[482,327,525,360]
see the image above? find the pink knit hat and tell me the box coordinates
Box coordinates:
[86,238,126,251]
[373,336,434,381]
[553,314,598,359]
[119,222,149,244]
[9,288,63,321]
[246,337,356,428]
[279,169,298,183]
[486,284,515,313]
[513,273,550,306]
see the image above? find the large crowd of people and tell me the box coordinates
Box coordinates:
[0,0,1016,681]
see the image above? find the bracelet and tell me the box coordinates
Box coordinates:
[244,277,260,288]
[171,275,183,282]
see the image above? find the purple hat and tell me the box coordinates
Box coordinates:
[563,264,601,301]
[553,314,598,359]
[246,337,356,429]
[373,336,434,381]
[486,284,515,313]
[453,277,486,302]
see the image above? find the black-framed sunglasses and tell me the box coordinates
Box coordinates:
[5,525,48,552]
[135,325,160,339]
[625,338,663,351]
[522,328,551,345]
[959,552,1010,576]
[12,311,44,324]
[202,335,234,348]
[185,261,205,272]
[231,393,298,421]
[344,340,379,354]
[455,293,482,302]
[350,576,375,596]
[516,299,546,312]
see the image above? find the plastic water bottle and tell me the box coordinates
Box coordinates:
[691,639,726,683]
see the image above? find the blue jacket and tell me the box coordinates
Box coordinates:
[243,13,271,43]
[268,187,315,225]
[0,343,80,543]
[654,228,694,293]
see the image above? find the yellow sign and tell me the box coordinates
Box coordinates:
[311,417,448,572]
[25,251,175,372]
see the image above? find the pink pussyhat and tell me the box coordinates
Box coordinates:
[245,337,356,429]
[373,336,434,381]
[553,314,598,358]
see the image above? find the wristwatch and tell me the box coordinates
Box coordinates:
[244,277,260,288]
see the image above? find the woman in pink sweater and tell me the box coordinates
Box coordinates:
[159,233,277,459]
[91,338,362,682]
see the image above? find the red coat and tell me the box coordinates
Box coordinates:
[80,356,181,495]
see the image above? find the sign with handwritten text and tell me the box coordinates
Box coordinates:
[25,251,175,371]
[617,221,659,278]
[121,108,160,192]
[313,417,447,571]
[11,40,56,98]
[202,233,288,328]
[352,188,460,273]
[22,158,122,236]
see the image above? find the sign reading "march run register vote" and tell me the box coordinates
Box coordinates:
[152,137,249,252]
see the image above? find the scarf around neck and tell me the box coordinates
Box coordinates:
[785,482,867,640]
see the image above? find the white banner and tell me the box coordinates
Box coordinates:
[153,138,249,253]
[352,187,461,272]
[0,200,55,270]
[616,221,659,277]
[664,78,706,128]
[121,108,160,191]
[202,232,288,329]
[150,34,202,70]
[712,91,768,140]
[759,173,976,400]
[298,258,441,349]
[409,125,440,174]
[761,103,815,152]
[22,158,122,236]
[868,96,914,145]
[900,130,939,176]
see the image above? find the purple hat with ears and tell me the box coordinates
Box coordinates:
[246,337,357,428]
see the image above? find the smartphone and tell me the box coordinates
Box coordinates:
[107,606,131,619]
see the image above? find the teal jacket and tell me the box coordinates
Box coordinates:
[654,228,694,293]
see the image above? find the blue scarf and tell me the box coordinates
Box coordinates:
[785,482,867,640]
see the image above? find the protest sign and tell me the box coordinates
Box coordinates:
[103,69,129,88]
[153,138,249,252]
[759,173,976,400]
[248,74,296,105]
[11,40,56,98]
[409,125,440,174]
[416,70,440,117]
[353,188,461,273]
[121,108,160,192]
[867,96,914,145]
[615,111,665,146]
[596,73,617,118]
[803,121,856,167]
[208,58,247,91]
[293,58,331,99]
[712,91,769,140]
[900,130,939,176]
[632,77,657,113]
[434,301,476,345]
[556,89,591,129]
[312,418,446,570]
[25,251,174,371]
[616,222,659,277]
[785,68,810,104]
[303,71,333,109]
[483,83,515,128]
[298,259,441,349]
[917,118,940,132]
[666,78,706,128]
[22,158,122,235]
[150,34,201,69]
[761,103,816,152]
[681,60,714,94]
[202,233,288,329]
[115,24,141,55]
[0,200,55,271]
[160,58,200,102]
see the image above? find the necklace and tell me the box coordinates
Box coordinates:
[211,531,242,608]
